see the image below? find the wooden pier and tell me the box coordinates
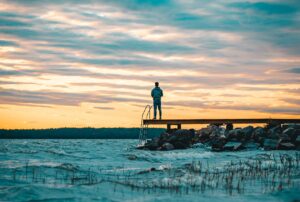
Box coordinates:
[143,118,300,130]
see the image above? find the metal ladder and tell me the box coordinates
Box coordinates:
[138,105,152,146]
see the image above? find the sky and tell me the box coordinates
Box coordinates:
[0,0,300,129]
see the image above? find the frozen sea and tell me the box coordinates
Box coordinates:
[0,139,299,202]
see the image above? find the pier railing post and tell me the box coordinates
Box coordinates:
[167,124,171,131]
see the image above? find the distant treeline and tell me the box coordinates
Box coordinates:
[0,128,165,139]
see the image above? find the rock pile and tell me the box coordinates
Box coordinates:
[137,123,300,151]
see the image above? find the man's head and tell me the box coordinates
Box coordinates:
[155,82,159,87]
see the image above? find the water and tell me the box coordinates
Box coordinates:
[0,139,299,202]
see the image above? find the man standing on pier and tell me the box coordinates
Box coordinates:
[151,82,163,120]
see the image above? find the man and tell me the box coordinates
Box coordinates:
[151,82,163,120]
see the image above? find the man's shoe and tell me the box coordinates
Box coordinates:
[159,117,162,120]
[153,117,156,120]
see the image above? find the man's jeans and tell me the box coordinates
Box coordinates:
[153,99,162,119]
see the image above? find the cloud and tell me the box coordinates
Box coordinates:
[281,98,300,106]
[0,40,18,46]
[287,67,300,74]
[0,16,31,26]
[94,106,114,110]
[0,88,148,106]
[0,0,299,120]
[164,100,300,115]
[228,2,298,15]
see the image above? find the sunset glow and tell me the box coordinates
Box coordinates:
[0,0,299,129]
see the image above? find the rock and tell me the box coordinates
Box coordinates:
[268,125,282,139]
[127,154,137,160]
[226,129,235,139]
[263,138,278,150]
[243,141,259,150]
[283,127,295,137]
[282,124,300,130]
[265,122,281,130]
[226,128,242,141]
[172,141,189,149]
[252,127,266,143]
[211,137,227,151]
[294,129,300,138]
[210,128,221,137]
[295,135,300,146]
[158,132,170,145]
[235,129,245,141]
[197,127,211,143]
[137,124,300,152]
[208,125,220,134]
[277,142,295,150]
[253,127,266,137]
[223,141,244,151]
[142,129,197,151]
[173,129,195,146]
[143,139,159,150]
[241,126,254,140]
[161,142,175,151]
[198,127,210,136]
[166,134,178,143]
[278,134,291,143]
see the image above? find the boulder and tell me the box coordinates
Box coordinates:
[243,141,259,150]
[267,125,282,139]
[282,124,300,130]
[173,141,189,149]
[173,129,194,137]
[198,127,210,136]
[294,129,300,138]
[138,124,300,152]
[241,126,254,140]
[226,123,234,131]
[295,135,300,146]
[210,129,221,138]
[235,129,245,141]
[252,127,266,144]
[226,129,235,140]
[227,128,242,141]
[166,134,178,143]
[197,127,211,143]
[156,129,196,150]
[223,141,244,151]
[277,142,295,150]
[278,134,291,143]
[173,129,195,146]
[161,142,175,151]
[253,127,266,137]
[208,125,220,135]
[143,140,159,150]
[283,127,295,137]
[157,133,169,146]
[138,138,160,150]
[263,138,278,150]
[211,137,227,151]
[265,123,281,130]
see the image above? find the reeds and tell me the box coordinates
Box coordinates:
[6,152,300,196]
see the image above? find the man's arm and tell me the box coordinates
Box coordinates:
[151,89,154,97]
[161,89,163,97]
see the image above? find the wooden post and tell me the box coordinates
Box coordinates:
[177,124,181,129]
[167,124,171,131]
[226,123,233,131]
